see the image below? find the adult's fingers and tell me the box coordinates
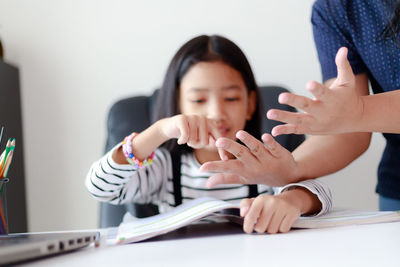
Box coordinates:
[235,130,268,162]
[270,124,300,136]
[277,92,315,113]
[335,47,354,86]
[306,80,330,101]
[267,109,312,129]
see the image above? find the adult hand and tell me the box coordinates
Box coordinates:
[200,130,299,188]
[267,47,364,136]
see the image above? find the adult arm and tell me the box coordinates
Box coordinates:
[268,47,400,135]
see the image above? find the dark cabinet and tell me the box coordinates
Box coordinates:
[0,60,28,233]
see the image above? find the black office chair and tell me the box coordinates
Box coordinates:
[99,86,305,228]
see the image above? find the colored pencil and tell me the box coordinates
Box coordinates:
[0,126,4,149]
[0,187,7,233]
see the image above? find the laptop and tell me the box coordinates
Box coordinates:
[0,231,99,265]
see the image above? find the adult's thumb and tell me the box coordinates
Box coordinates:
[335,47,354,85]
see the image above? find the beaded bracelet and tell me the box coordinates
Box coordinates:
[122,132,155,168]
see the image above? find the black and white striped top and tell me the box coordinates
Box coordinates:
[86,145,332,216]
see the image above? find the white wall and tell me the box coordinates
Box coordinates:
[0,0,384,231]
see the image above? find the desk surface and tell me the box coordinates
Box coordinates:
[23,221,400,267]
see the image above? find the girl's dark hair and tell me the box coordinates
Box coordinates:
[152,35,261,153]
[381,0,400,44]
[0,39,3,59]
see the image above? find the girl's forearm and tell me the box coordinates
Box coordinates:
[112,120,169,164]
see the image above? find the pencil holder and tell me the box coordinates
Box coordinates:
[0,178,9,235]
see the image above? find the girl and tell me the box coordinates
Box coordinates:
[86,35,332,234]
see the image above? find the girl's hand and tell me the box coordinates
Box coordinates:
[240,194,301,234]
[159,114,222,149]
[267,47,364,136]
[200,130,299,187]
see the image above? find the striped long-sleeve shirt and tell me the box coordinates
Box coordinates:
[86,145,333,216]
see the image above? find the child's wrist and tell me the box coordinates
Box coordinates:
[153,119,170,142]
[122,132,155,168]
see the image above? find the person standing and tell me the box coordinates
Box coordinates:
[202,0,400,211]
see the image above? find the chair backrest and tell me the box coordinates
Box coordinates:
[99,86,305,228]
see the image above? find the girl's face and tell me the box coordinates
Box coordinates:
[179,61,256,149]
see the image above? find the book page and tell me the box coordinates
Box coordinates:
[116,197,238,244]
[293,209,400,229]
[115,197,400,244]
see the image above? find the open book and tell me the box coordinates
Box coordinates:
[115,197,400,244]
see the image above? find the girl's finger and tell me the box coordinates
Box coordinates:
[176,117,189,144]
[207,120,230,160]
[207,119,223,144]
[198,116,208,147]
[187,116,199,147]
[201,159,245,176]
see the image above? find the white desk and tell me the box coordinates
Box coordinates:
[24,222,400,267]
